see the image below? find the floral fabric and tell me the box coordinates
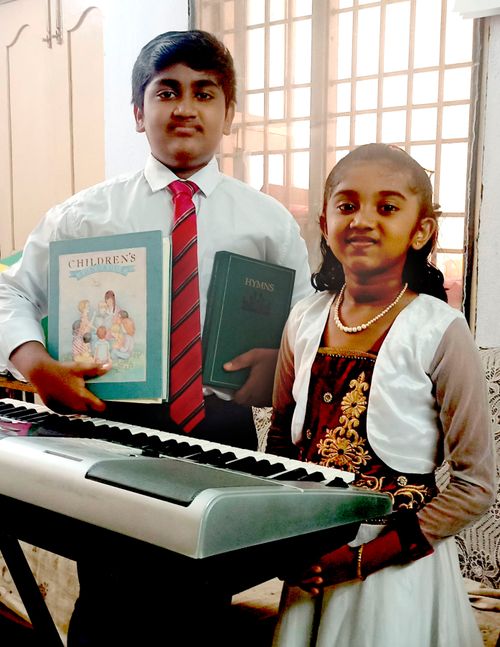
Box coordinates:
[299,348,437,516]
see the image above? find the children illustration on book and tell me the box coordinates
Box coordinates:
[93,326,112,365]
[72,321,92,363]
[77,299,95,336]
[65,286,145,382]
[112,311,135,360]
[104,290,122,328]
[93,301,111,332]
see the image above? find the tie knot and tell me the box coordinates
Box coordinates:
[168,179,198,198]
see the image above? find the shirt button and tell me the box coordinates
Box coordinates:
[323,392,333,403]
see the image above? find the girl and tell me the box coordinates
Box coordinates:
[104,290,121,328]
[267,144,495,647]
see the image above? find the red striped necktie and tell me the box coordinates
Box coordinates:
[168,179,205,432]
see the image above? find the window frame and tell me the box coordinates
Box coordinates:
[192,0,480,321]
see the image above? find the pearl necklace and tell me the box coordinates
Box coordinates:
[334,283,408,333]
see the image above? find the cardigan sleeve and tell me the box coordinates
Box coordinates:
[417,317,496,544]
[266,319,301,459]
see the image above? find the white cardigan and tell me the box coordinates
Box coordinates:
[285,292,463,474]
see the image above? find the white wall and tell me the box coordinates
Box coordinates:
[475,15,500,347]
[101,0,189,178]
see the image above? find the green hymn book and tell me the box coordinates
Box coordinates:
[202,251,296,390]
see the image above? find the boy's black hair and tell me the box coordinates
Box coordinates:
[132,30,236,110]
[312,143,447,302]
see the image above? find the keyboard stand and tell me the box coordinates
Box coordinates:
[0,531,63,646]
[0,490,361,646]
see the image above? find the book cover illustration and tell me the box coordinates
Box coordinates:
[48,230,169,401]
[202,251,295,390]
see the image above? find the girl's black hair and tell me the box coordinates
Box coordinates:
[311,143,447,302]
[132,30,236,110]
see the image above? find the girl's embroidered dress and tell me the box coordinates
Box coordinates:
[271,344,483,647]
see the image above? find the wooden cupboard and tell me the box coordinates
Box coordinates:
[0,0,105,256]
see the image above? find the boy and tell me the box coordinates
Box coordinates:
[0,30,313,646]
[0,30,312,450]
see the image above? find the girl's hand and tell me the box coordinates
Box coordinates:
[286,544,358,595]
[286,526,430,596]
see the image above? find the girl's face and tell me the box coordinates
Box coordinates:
[324,161,436,281]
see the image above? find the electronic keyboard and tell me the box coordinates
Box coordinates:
[0,398,392,560]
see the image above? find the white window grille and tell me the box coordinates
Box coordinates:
[195,0,476,310]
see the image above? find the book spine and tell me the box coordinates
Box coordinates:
[202,253,230,378]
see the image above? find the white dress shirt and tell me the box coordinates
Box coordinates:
[0,155,313,399]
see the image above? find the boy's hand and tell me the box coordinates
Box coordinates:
[10,341,109,414]
[223,347,279,407]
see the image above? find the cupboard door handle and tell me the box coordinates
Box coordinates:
[53,0,63,44]
[42,0,63,47]
[42,0,52,47]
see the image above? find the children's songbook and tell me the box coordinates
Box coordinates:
[48,230,170,401]
[202,251,295,390]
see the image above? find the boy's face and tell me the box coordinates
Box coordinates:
[134,63,235,178]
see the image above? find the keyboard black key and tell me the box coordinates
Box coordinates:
[195,450,237,467]
[325,476,350,489]
[0,403,16,414]
[0,405,27,418]
[298,471,325,482]
[158,439,179,455]
[3,408,39,420]
[142,435,162,450]
[160,441,201,457]
[249,460,287,477]
[225,456,260,474]
[129,432,150,447]
[21,413,51,423]
[271,467,310,481]
[181,444,204,458]
[260,462,287,476]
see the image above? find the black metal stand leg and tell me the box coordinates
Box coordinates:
[0,532,64,647]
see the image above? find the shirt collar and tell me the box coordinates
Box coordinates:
[144,154,222,197]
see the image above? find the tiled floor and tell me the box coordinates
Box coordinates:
[232,578,500,647]
[0,578,497,646]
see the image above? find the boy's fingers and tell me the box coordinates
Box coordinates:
[72,362,111,378]
[223,350,253,371]
[86,393,107,413]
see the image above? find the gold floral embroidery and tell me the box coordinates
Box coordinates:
[354,474,433,510]
[340,373,369,418]
[317,372,371,472]
[393,482,431,509]
[354,475,386,492]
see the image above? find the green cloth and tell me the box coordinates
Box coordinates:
[0,251,22,267]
